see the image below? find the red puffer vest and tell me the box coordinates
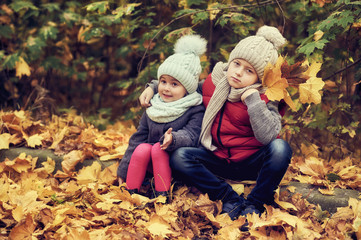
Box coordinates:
[202,73,270,163]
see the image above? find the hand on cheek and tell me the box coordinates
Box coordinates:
[241,89,259,103]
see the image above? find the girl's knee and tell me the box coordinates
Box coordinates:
[151,142,162,154]
[153,142,161,148]
[137,143,153,150]
[133,143,152,157]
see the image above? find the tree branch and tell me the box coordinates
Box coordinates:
[324,58,361,81]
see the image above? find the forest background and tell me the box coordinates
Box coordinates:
[1,0,361,162]
[1,0,361,239]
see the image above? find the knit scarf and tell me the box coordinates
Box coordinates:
[199,62,265,151]
[146,92,203,123]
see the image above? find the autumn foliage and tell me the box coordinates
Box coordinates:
[1,110,361,239]
[1,150,361,239]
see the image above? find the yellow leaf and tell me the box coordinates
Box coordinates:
[216,225,242,240]
[301,143,320,157]
[12,205,24,222]
[41,157,55,174]
[348,198,361,216]
[49,127,68,149]
[98,162,118,184]
[5,156,33,173]
[229,183,244,196]
[313,30,324,41]
[8,214,36,240]
[146,215,174,237]
[299,77,325,104]
[93,137,113,148]
[304,61,322,78]
[283,89,297,111]
[0,177,10,202]
[208,3,220,20]
[0,133,11,149]
[15,57,31,78]
[262,56,289,101]
[275,198,298,211]
[318,188,334,195]
[26,134,43,148]
[274,188,297,211]
[9,190,45,215]
[76,161,101,184]
[99,152,123,161]
[61,150,85,173]
[287,186,296,193]
[355,219,361,240]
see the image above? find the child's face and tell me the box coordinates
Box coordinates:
[226,59,258,89]
[158,75,187,102]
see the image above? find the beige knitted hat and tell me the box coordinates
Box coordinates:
[157,35,207,94]
[227,25,287,79]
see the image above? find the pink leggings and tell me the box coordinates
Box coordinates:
[126,142,171,192]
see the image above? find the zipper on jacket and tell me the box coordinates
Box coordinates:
[217,106,225,148]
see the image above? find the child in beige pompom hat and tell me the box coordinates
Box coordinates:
[139,26,292,222]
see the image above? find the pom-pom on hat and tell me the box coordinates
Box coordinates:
[227,25,287,79]
[157,35,207,94]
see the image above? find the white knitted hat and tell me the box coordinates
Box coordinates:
[157,35,207,94]
[227,25,287,79]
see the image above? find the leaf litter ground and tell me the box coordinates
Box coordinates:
[1,110,361,239]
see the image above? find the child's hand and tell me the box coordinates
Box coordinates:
[118,177,124,185]
[160,128,173,150]
[241,89,259,103]
[139,87,154,107]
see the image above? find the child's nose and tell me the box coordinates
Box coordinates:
[164,84,171,90]
[236,68,244,76]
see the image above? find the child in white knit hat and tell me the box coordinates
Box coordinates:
[117,35,206,199]
[139,26,293,220]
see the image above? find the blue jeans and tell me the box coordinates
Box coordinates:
[170,139,292,206]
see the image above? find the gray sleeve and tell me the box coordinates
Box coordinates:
[244,92,282,145]
[146,79,158,93]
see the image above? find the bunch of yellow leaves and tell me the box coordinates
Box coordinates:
[262,56,325,111]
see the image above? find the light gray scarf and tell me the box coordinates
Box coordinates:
[199,62,265,151]
[146,92,203,123]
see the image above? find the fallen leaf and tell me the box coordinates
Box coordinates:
[15,57,31,78]
[76,161,101,184]
[318,188,335,195]
[26,134,43,148]
[61,150,85,173]
[8,214,36,240]
[0,133,11,149]
[146,215,174,237]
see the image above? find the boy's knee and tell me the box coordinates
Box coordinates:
[269,139,292,167]
[170,148,190,170]
[170,148,182,168]
[271,139,292,155]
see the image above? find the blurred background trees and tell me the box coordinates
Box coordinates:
[0,0,360,161]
